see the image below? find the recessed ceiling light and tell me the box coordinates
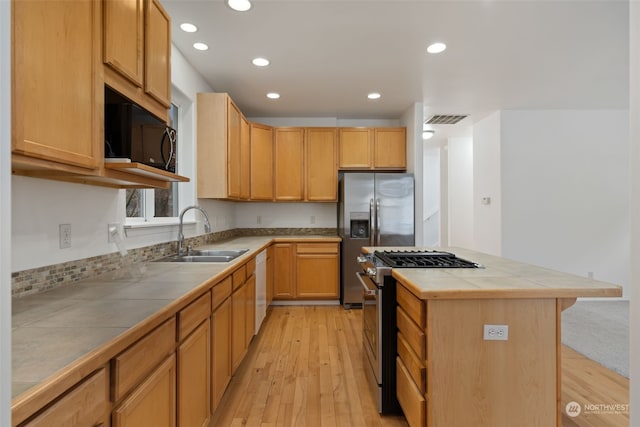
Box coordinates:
[266,92,280,99]
[252,57,270,67]
[427,42,447,54]
[180,23,198,33]
[368,92,381,100]
[193,42,209,51]
[422,130,435,140]
[227,0,252,12]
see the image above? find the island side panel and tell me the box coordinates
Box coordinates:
[427,298,557,427]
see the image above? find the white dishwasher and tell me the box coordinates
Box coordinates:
[255,249,267,332]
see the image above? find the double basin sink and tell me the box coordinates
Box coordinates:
[156,249,249,263]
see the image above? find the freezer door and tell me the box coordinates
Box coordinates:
[339,173,374,240]
[375,174,414,246]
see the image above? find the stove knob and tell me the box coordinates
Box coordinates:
[357,255,367,263]
[366,267,376,277]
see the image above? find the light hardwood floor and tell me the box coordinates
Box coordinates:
[209,306,629,427]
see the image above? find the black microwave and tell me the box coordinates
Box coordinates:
[104,87,176,173]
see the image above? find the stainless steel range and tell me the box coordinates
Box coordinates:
[357,249,483,414]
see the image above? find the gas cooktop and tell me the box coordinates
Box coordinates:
[374,250,483,269]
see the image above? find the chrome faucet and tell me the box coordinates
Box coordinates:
[177,206,212,255]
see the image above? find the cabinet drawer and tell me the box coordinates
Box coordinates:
[112,317,176,401]
[397,283,425,327]
[178,291,211,341]
[397,306,425,360]
[397,332,426,394]
[212,276,232,310]
[296,243,339,254]
[23,367,109,427]
[397,357,426,427]
[232,265,246,290]
[245,257,256,277]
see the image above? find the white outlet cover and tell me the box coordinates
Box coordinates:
[483,324,508,341]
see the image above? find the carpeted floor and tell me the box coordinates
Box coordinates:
[561,300,629,378]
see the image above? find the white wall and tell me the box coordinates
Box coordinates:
[234,203,335,228]
[1,0,12,422]
[501,110,630,297]
[447,137,474,248]
[423,141,441,246]
[402,102,423,245]
[628,3,639,421]
[472,111,502,256]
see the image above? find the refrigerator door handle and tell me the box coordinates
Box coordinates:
[369,198,375,246]
[375,198,381,245]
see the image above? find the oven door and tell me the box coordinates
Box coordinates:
[357,272,382,384]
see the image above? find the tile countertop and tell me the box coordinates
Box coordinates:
[11,235,341,400]
[363,246,622,300]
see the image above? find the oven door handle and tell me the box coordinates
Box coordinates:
[356,272,377,296]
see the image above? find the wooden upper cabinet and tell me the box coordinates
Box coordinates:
[338,128,373,169]
[240,116,251,199]
[306,128,337,201]
[145,0,171,107]
[197,93,249,200]
[103,0,171,121]
[103,0,144,88]
[250,123,274,201]
[227,100,242,198]
[374,128,406,169]
[12,0,102,171]
[274,128,305,201]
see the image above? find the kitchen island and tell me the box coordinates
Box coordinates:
[366,247,622,427]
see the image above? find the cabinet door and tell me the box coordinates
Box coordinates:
[12,0,101,170]
[338,128,373,169]
[211,297,231,412]
[103,0,144,87]
[113,354,176,427]
[274,128,304,201]
[144,0,171,107]
[240,115,251,199]
[374,128,406,169]
[245,274,256,346]
[273,243,295,299]
[306,128,337,201]
[250,123,274,200]
[227,100,242,199]
[178,320,211,427]
[296,244,340,299]
[231,284,246,372]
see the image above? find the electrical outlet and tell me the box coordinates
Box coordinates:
[483,324,508,341]
[108,223,121,243]
[257,215,262,225]
[59,224,71,249]
[310,215,316,224]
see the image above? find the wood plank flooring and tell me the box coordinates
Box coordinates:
[209,306,629,427]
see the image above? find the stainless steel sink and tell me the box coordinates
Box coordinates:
[154,249,249,263]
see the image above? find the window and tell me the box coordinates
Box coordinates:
[126,103,180,221]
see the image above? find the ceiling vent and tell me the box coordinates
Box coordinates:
[425,115,468,125]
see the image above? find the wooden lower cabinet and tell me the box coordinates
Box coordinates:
[178,320,211,427]
[273,242,340,300]
[295,243,339,299]
[112,354,176,427]
[211,296,231,412]
[22,368,110,427]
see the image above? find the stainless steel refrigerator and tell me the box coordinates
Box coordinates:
[338,173,415,307]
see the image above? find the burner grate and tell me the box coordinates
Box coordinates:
[374,250,482,269]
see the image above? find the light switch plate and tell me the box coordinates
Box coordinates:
[59,224,71,249]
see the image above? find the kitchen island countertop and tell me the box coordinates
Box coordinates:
[363,246,622,300]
